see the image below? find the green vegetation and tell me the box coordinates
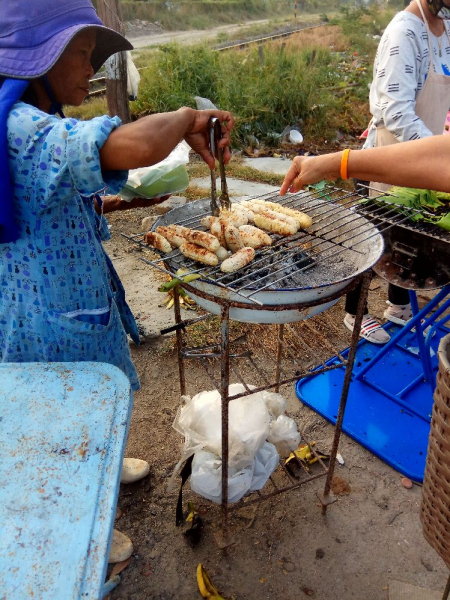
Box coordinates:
[132,41,338,145]
[67,5,402,150]
[120,0,292,31]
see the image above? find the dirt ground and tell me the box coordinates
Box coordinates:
[103,204,449,600]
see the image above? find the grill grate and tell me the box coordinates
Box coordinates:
[122,185,450,304]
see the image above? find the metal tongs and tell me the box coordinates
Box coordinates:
[209,116,231,216]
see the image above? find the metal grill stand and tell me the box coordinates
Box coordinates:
[170,271,371,545]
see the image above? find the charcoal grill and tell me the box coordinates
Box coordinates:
[125,187,385,323]
[358,196,450,290]
[123,184,450,544]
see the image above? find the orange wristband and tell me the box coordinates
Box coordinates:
[340,148,351,180]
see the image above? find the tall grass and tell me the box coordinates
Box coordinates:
[132,41,340,145]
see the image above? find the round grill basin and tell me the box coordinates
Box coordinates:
[153,195,384,324]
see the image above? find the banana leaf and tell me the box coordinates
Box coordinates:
[375,186,450,231]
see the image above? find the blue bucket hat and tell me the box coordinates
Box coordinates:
[0,0,133,243]
[0,0,133,78]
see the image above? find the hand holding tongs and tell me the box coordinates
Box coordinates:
[209,116,231,216]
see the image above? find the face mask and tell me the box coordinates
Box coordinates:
[427,0,450,19]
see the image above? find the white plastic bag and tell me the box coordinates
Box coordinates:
[262,390,287,419]
[169,384,271,490]
[194,96,218,110]
[249,442,279,492]
[267,415,301,458]
[119,142,190,201]
[126,52,140,101]
[190,451,254,504]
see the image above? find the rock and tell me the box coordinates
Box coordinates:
[315,548,325,559]
[330,475,351,496]
[141,216,158,232]
[401,477,413,489]
[121,458,150,484]
[108,529,133,564]
[284,561,295,572]
[154,196,187,215]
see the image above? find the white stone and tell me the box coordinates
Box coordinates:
[154,195,187,215]
[108,529,133,563]
[141,216,158,232]
[121,458,150,483]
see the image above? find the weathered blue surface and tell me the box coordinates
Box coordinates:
[0,362,132,599]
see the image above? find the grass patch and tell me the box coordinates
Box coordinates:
[65,97,108,120]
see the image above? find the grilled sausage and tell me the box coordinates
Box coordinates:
[144,231,172,254]
[166,224,220,252]
[219,209,248,227]
[210,218,227,247]
[185,229,220,252]
[245,202,299,231]
[221,247,255,273]
[221,218,244,252]
[238,225,272,248]
[179,242,219,266]
[251,199,312,229]
[215,246,229,261]
[165,224,190,238]
[253,214,297,236]
[200,215,215,228]
[155,225,185,248]
[233,204,255,223]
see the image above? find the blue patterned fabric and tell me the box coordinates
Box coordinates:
[0,79,29,243]
[0,102,140,390]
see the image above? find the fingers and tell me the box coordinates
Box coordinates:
[280,158,303,195]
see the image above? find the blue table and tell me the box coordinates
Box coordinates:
[0,362,132,599]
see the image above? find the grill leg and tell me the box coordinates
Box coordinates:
[173,287,186,397]
[443,573,450,600]
[320,272,371,513]
[275,324,285,393]
[220,305,231,547]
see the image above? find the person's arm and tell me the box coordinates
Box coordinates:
[94,195,171,214]
[371,18,433,142]
[280,135,450,194]
[100,107,234,172]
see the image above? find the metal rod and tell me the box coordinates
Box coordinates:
[220,304,231,544]
[275,324,285,393]
[355,285,450,381]
[321,272,371,513]
[410,291,433,389]
[173,287,186,397]
[443,573,450,600]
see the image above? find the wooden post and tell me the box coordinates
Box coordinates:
[294,0,297,21]
[258,44,264,67]
[96,0,131,123]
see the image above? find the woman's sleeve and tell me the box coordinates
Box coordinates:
[66,114,128,195]
[371,21,433,142]
[8,106,128,212]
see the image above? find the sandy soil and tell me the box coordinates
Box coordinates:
[126,19,273,50]
[102,202,449,600]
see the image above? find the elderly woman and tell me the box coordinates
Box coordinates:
[0,0,234,562]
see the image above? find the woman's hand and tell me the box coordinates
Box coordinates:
[280,154,341,195]
[184,109,235,170]
[95,194,171,214]
[101,108,234,172]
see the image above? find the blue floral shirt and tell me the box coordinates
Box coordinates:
[0,103,140,390]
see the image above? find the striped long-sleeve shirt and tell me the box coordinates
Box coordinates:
[364,11,450,148]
